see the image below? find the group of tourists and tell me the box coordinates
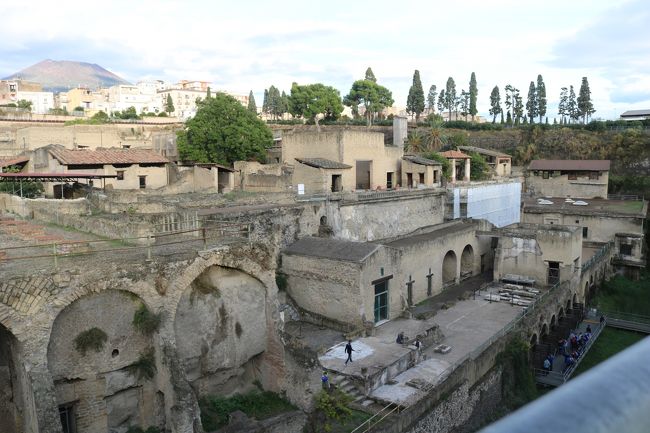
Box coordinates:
[545,324,594,374]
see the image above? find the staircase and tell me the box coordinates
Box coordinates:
[329,373,385,414]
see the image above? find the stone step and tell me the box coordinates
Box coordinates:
[361,399,375,407]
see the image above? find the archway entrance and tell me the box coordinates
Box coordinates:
[460,245,474,280]
[0,325,26,433]
[442,251,457,286]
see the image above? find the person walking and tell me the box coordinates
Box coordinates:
[344,339,354,364]
[321,371,330,391]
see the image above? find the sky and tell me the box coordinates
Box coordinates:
[1,0,649,120]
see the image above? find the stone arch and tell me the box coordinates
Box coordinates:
[559,307,565,319]
[442,250,457,285]
[550,314,557,330]
[541,323,549,338]
[566,298,571,311]
[47,289,161,433]
[460,245,474,279]
[174,264,267,397]
[573,293,578,305]
[0,324,33,433]
[529,333,538,347]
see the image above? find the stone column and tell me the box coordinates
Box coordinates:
[464,158,471,181]
[450,159,457,183]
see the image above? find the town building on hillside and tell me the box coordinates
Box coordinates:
[14,90,54,114]
[458,146,512,177]
[157,81,249,120]
[64,87,94,112]
[619,109,650,121]
[527,160,610,199]
[30,145,171,195]
[0,79,43,105]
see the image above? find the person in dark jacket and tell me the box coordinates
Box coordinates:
[345,340,354,364]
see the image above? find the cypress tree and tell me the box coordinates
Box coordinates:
[406,70,425,121]
[489,85,501,124]
[536,75,546,123]
[568,85,578,123]
[165,94,174,114]
[427,85,437,114]
[247,90,257,114]
[526,81,537,123]
[469,72,478,120]
[558,87,568,124]
[262,89,269,115]
[577,77,595,124]
[445,77,456,121]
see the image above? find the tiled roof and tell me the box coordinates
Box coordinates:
[458,146,511,158]
[402,155,442,166]
[295,158,352,170]
[0,156,29,168]
[528,160,610,171]
[439,150,470,159]
[49,147,170,165]
[282,237,380,263]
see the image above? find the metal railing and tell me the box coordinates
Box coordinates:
[480,338,650,433]
[581,242,612,273]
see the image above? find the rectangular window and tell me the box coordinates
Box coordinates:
[331,174,342,192]
[542,171,549,179]
[589,172,599,180]
[374,281,389,323]
[620,244,633,256]
[582,227,588,238]
[139,175,146,189]
[59,405,76,433]
[116,171,124,180]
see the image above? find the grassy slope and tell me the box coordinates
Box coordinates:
[573,328,646,376]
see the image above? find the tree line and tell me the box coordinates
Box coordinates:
[248,69,596,127]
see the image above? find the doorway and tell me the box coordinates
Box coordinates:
[331,174,342,192]
[138,176,147,189]
[386,172,394,189]
[406,173,413,188]
[548,261,560,285]
[355,161,371,190]
[374,281,389,323]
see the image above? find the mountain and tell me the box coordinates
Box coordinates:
[2,59,131,93]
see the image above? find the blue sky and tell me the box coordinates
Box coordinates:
[2,0,648,120]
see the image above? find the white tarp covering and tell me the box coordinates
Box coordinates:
[453,188,460,219]
[467,182,521,227]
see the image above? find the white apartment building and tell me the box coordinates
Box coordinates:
[15,91,55,114]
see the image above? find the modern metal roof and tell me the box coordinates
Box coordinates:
[402,155,442,166]
[620,109,650,117]
[528,160,610,171]
[295,158,352,170]
[282,236,380,263]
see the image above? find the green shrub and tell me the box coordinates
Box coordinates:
[127,348,156,380]
[199,390,297,431]
[132,304,161,336]
[497,338,537,409]
[74,327,108,355]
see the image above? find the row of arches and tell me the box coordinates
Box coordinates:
[0,263,268,433]
[442,244,475,285]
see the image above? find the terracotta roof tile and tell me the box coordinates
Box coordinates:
[439,150,470,159]
[0,156,29,168]
[49,147,169,165]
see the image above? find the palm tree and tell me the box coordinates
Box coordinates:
[423,117,448,151]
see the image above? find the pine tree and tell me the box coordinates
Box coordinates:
[406,70,425,121]
[536,75,546,123]
[262,89,269,115]
[568,85,578,123]
[514,92,524,125]
[437,89,445,113]
[489,85,502,124]
[558,87,568,124]
[506,110,512,125]
[577,77,595,124]
[504,85,516,125]
[444,77,456,121]
[281,90,289,118]
[526,81,537,123]
[365,67,377,82]
[469,72,478,120]
[247,90,257,114]
[500,111,504,124]
[427,85,437,114]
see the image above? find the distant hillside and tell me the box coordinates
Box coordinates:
[2,59,130,92]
